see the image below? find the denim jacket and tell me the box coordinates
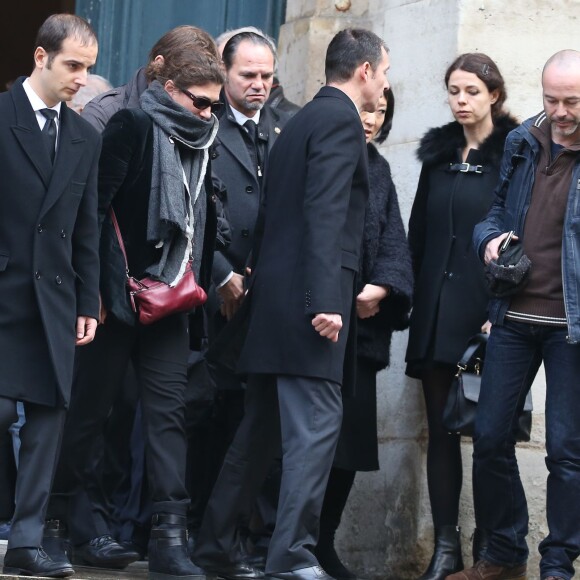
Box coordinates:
[473,113,580,343]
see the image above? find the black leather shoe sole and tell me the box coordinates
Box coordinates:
[3,564,75,578]
[72,553,139,570]
[207,564,265,580]
[266,568,336,580]
[149,572,207,580]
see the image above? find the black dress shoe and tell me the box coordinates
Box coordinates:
[3,547,75,578]
[242,548,268,572]
[268,566,336,580]
[73,534,140,569]
[206,562,265,580]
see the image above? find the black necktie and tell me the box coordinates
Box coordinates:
[244,119,258,144]
[243,119,262,179]
[40,108,58,163]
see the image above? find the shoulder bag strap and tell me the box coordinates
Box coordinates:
[109,207,130,275]
[457,333,489,369]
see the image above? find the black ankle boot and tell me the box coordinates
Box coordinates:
[42,519,72,566]
[148,513,205,580]
[417,525,463,580]
[315,533,356,580]
[471,528,489,565]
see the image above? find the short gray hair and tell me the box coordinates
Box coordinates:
[69,74,112,113]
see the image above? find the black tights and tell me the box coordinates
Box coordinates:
[421,367,462,528]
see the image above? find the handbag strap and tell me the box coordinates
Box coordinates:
[457,333,489,369]
[109,208,130,275]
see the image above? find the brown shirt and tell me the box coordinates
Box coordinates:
[507,113,580,325]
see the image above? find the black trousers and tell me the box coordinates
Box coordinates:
[0,425,17,521]
[49,313,191,545]
[0,397,65,548]
[194,374,342,573]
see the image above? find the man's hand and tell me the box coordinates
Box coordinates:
[76,316,98,346]
[217,272,245,320]
[484,232,519,265]
[356,284,389,319]
[312,313,342,343]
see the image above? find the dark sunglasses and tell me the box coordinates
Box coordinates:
[179,88,223,113]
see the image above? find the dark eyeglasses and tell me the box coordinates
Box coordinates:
[180,88,223,113]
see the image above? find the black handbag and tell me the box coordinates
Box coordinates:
[442,333,533,442]
[485,239,532,298]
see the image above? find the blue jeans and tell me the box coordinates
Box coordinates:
[473,320,580,580]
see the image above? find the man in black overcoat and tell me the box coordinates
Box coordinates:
[194,28,390,580]
[0,14,101,578]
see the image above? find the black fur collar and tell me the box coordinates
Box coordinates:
[417,114,519,166]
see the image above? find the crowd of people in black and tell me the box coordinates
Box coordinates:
[2,12,580,580]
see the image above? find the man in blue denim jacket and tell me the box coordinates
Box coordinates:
[448,50,580,580]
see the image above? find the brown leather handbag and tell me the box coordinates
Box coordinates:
[110,209,206,325]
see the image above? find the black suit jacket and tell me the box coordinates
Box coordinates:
[211,101,288,283]
[0,78,101,407]
[236,86,369,387]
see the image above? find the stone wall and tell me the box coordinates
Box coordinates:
[277,1,580,578]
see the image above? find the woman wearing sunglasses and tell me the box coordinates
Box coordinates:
[87,45,225,580]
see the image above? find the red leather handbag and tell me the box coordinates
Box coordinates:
[110,209,207,325]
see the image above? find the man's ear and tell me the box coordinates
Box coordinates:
[34,47,48,69]
[359,61,371,82]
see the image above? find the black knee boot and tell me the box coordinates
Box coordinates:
[314,468,357,580]
[417,525,463,580]
[148,513,205,580]
[471,528,489,565]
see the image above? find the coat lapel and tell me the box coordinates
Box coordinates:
[39,105,87,217]
[10,80,53,188]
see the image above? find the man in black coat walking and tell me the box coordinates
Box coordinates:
[0,14,101,578]
[194,28,390,580]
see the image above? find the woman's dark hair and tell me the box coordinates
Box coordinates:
[35,14,97,66]
[374,87,395,144]
[222,31,277,71]
[325,28,388,84]
[145,26,224,86]
[444,52,507,117]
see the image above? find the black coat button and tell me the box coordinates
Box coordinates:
[55,276,62,285]
[37,224,44,233]
[35,271,41,280]
[245,186,254,194]
[60,230,66,238]
[241,229,250,238]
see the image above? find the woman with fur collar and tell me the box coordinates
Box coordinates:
[405,53,519,580]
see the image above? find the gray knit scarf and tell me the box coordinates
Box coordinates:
[140,80,218,285]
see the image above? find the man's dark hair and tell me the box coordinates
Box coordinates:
[325,28,387,84]
[222,31,277,71]
[35,14,97,67]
